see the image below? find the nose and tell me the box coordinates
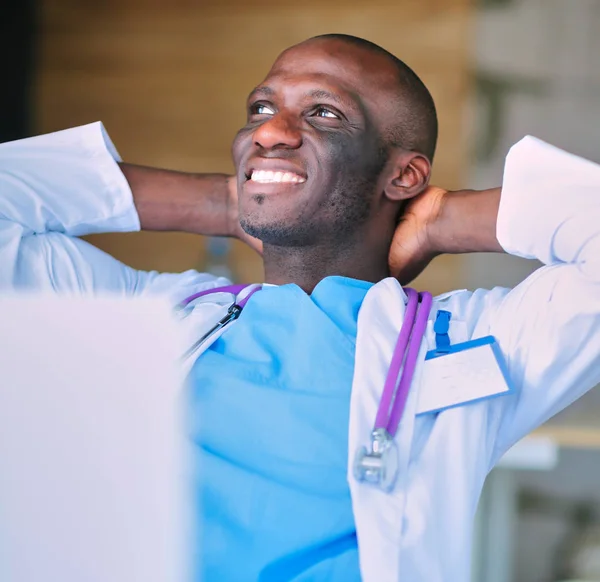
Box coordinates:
[253,113,302,151]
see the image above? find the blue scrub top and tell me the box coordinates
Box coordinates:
[188,276,372,581]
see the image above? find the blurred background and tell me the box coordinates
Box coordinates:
[2,0,600,580]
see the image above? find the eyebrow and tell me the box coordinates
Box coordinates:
[304,89,352,107]
[247,86,275,101]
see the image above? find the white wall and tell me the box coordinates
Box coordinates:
[466,0,600,292]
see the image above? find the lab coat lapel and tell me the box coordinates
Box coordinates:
[348,278,422,582]
[177,293,236,375]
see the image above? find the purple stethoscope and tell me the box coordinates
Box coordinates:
[179,283,432,492]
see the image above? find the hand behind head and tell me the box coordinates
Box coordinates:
[388,186,447,284]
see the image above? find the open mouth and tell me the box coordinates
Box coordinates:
[247,169,306,185]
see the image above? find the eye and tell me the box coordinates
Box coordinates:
[250,103,275,116]
[313,106,340,119]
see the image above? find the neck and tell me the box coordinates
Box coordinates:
[263,234,391,294]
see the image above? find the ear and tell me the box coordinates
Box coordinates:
[383,151,431,202]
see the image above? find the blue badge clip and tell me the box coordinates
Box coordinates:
[432,310,452,354]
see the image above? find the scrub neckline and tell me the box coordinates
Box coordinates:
[262,275,375,296]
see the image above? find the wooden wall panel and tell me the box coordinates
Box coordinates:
[37,0,473,292]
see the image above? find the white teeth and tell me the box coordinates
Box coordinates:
[250,169,306,184]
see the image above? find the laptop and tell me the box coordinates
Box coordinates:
[0,295,191,582]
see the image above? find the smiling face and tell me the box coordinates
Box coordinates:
[232,38,409,247]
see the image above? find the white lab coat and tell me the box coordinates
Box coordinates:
[1,122,599,582]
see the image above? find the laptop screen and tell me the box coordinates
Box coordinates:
[0,295,191,582]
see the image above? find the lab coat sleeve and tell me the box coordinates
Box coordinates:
[0,122,224,297]
[485,136,600,464]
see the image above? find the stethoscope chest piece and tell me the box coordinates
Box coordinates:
[353,428,399,492]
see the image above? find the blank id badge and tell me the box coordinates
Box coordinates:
[416,336,514,415]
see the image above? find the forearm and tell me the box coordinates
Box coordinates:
[119,163,234,236]
[429,187,503,255]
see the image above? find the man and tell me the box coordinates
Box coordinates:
[1,33,599,582]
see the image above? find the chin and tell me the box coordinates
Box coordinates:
[240,215,315,247]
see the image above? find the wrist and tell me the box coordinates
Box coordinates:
[429,188,503,254]
[419,186,448,257]
[225,175,238,238]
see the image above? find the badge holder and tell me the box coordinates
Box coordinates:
[417,310,514,416]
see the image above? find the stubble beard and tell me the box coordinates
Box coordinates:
[240,154,387,249]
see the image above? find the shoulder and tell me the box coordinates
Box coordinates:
[432,285,513,339]
[137,269,233,307]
